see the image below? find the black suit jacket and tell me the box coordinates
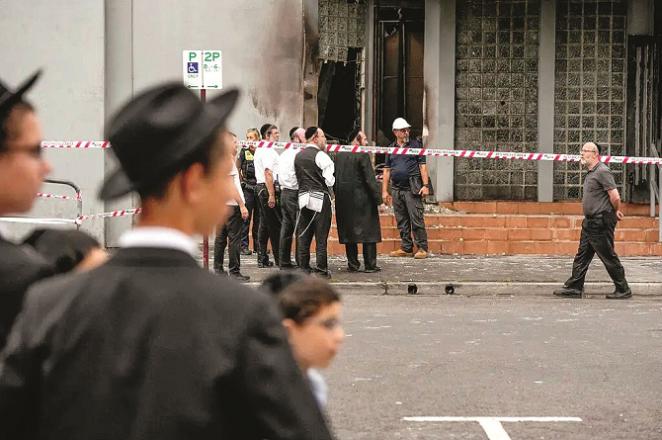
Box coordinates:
[0,247,333,440]
[0,235,53,350]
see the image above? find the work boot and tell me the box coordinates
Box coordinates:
[553,287,583,298]
[414,250,429,259]
[390,249,414,257]
[606,289,632,300]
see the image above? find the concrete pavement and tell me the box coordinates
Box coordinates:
[225,255,662,297]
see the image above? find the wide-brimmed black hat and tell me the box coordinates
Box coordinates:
[0,70,41,115]
[99,83,240,201]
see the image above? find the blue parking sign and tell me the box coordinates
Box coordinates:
[187,62,199,74]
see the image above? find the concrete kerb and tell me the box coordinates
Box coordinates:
[245,280,662,298]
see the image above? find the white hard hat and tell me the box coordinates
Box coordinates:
[392,117,411,131]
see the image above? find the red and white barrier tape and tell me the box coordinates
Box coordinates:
[41,140,110,149]
[36,192,81,201]
[75,208,142,225]
[40,139,662,165]
[0,208,141,226]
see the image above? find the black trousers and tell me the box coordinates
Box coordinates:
[392,188,428,252]
[564,212,630,293]
[296,195,332,272]
[345,242,378,271]
[279,188,300,267]
[240,185,259,251]
[256,183,281,265]
[214,206,243,274]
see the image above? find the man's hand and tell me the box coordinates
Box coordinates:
[240,205,249,220]
[616,210,624,221]
[268,194,276,209]
[382,191,392,206]
[419,185,430,197]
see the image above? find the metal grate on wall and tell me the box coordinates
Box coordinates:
[455,0,540,201]
[553,0,627,200]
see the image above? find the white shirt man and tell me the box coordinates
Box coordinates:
[254,148,279,185]
[278,128,306,191]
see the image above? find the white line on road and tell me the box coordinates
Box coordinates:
[403,416,582,440]
[404,417,582,422]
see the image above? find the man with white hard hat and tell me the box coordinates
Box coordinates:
[381,117,430,259]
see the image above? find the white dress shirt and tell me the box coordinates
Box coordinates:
[314,150,335,187]
[119,227,198,258]
[254,148,279,184]
[227,163,246,206]
[277,148,300,190]
[307,368,328,408]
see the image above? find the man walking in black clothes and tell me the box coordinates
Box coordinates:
[295,127,335,278]
[335,128,382,272]
[554,142,632,299]
[239,128,260,255]
[0,84,334,440]
[381,117,430,259]
[254,124,281,267]
[0,70,53,350]
[214,132,250,281]
[278,127,305,269]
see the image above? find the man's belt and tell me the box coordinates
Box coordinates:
[585,211,613,219]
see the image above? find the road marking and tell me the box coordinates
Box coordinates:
[403,417,582,440]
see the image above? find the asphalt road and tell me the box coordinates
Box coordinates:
[324,295,662,440]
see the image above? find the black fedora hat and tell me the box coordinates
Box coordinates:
[99,83,240,201]
[0,70,42,115]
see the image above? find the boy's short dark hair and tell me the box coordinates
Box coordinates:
[289,126,300,140]
[260,274,341,324]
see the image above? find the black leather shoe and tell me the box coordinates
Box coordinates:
[257,260,274,268]
[347,266,360,272]
[279,263,296,270]
[230,272,250,282]
[313,268,332,279]
[553,287,583,298]
[606,289,632,299]
[363,266,382,273]
[215,269,227,276]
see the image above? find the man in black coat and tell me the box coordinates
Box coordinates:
[0,84,334,440]
[0,71,53,350]
[335,128,382,272]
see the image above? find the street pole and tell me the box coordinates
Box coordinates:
[200,89,210,269]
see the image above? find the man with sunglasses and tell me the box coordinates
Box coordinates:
[0,71,53,350]
[381,117,430,259]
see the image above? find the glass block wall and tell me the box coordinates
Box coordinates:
[553,0,627,200]
[455,0,540,200]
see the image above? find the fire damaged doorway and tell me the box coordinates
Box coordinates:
[373,1,425,147]
[318,48,362,142]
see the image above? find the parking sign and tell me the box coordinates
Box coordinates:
[183,50,222,89]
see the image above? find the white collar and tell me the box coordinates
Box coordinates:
[119,227,198,257]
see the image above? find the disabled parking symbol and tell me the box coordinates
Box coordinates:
[187,62,199,74]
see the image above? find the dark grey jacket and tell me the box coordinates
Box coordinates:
[0,247,333,440]
[0,235,53,350]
